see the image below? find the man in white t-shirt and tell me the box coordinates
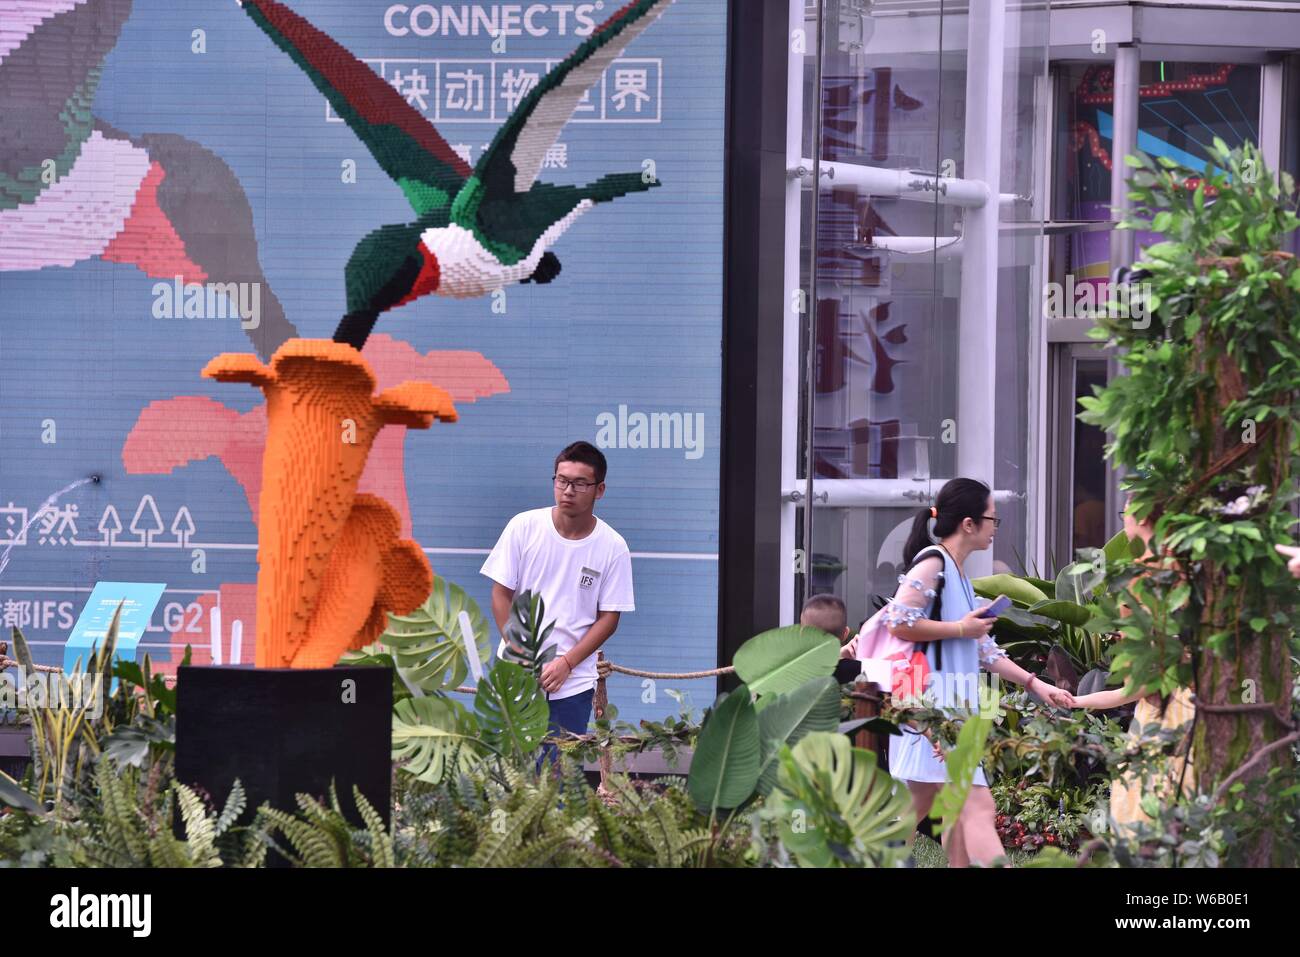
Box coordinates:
[480,441,635,738]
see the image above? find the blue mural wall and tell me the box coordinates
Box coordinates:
[0,0,724,725]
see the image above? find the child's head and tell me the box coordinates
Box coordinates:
[800,593,849,641]
[553,441,607,516]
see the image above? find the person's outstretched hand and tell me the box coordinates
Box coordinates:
[1044,686,1076,708]
[1276,543,1300,579]
[840,635,859,659]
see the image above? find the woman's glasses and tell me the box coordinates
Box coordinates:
[979,515,1002,528]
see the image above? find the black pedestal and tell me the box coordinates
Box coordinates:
[175,666,392,833]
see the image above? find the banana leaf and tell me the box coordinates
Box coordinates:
[688,681,761,814]
[732,626,839,700]
[754,676,841,796]
[971,574,1050,607]
[1026,599,1093,627]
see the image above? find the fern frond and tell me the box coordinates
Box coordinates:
[214,780,246,839]
[353,786,394,868]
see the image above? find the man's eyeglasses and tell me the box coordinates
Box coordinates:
[554,476,598,492]
[980,515,1002,528]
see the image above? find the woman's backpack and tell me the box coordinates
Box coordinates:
[854,546,946,701]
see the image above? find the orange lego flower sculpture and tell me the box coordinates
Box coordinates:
[203,339,456,668]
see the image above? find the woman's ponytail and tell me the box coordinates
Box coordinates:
[901,507,935,567]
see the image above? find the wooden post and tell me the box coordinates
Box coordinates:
[853,684,888,770]
[593,651,612,792]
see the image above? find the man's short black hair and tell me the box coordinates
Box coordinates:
[800,593,847,637]
[555,441,607,484]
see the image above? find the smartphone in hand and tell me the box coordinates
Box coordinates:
[978,595,1012,619]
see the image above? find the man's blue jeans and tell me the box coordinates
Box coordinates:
[540,688,594,768]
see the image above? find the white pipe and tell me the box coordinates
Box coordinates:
[229,620,242,665]
[1109,44,1140,273]
[955,0,1007,580]
[209,606,222,665]
[797,158,1022,208]
[779,0,804,626]
[868,235,963,260]
[781,480,1024,509]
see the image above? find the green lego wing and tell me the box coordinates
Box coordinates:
[239,0,471,216]
[453,0,673,230]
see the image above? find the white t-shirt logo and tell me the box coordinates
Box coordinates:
[578,567,600,590]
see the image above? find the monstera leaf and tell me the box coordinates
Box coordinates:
[101,715,175,769]
[498,591,558,676]
[392,696,485,783]
[768,732,914,868]
[732,626,839,701]
[687,681,761,815]
[474,661,550,759]
[755,676,841,796]
[378,575,492,693]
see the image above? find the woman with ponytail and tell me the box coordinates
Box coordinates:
[884,477,1071,866]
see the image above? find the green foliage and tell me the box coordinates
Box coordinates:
[390,757,754,868]
[498,590,558,675]
[687,683,761,815]
[930,711,994,836]
[754,676,841,796]
[357,574,492,697]
[765,732,914,867]
[991,777,1106,855]
[473,660,550,759]
[391,695,486,783]
[259,784,393,868]
[0,758,266,869]
[10,615,119,809]
[973,530,1136,675]
[99,715,174,771]
[1078,139,1300,701]
[732,626,839,700]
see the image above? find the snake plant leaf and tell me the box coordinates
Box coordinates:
[9,626,35,676]
[380,574,492,693]
[0,769,41,814]
[393,695,485,783]
[688,681,761,814]
[474,661,550,758]
[972,574,1049,607]
[755,676,841,796]
[769,732,914,867]
[930,711,994,835]
[733,626,839,699]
